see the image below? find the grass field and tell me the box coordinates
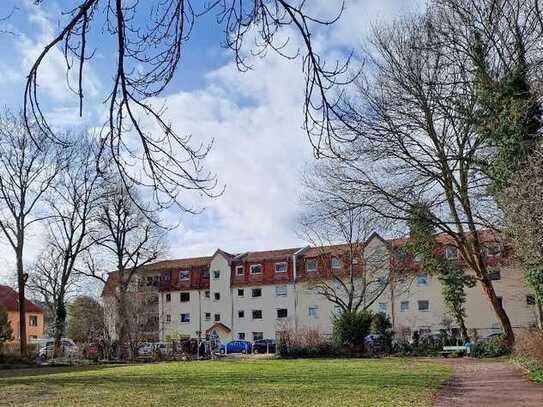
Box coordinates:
[0,358,451,406]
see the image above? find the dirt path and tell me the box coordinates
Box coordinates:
[433,358,543,406]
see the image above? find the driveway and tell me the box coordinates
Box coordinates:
[433,358,543,406]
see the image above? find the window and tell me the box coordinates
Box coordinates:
[483,243,501,257]
[180,313,190,323]
[238,333,246,340]
[165,293,171,302]
[275,262,287,273]
[202,270,210,279]
[236,265,245,276]
[180,292,190,302]
[237,288,245,297]
[252,310,263,319]
[250,264,262,274]
[308,306,319,318]
[179,271,190,281]
[166,314,171,323]
[275,285,287,297]
[400,301,409,312]
[277,308,288,319]
[331,257,341,270]
[205,312,211,321]
[252,288,262,298]
[146,276,154,286]
[527,295,536,305]
[253,332,264,341]
[305,259,317,273]
[238,310,245,318]
[29,315,38,327]
[487,270,501,281]
[444,246,458,260]
[378,302,387,313]
[417,300,430,312]
[214,292,220,301]
[416,274,428,287]
[214,314,221,322]
[213,270,220,279]
[163,271,172,281]
[204,290,210,299]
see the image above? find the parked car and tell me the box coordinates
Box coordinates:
[253,339,276,354]
[478,333,503,343]
[82,344,99,359]
[219,340,252,354]
[38,338,79,359]
[137,342,155,356]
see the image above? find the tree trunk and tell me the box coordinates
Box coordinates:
[53,299,67,358]
[16,248,27,357]
[536,300,543,330]
[117,287,130,361]
[458,316,469,342]
[480,277,515,346]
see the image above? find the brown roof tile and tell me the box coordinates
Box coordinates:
[0,285,43,313]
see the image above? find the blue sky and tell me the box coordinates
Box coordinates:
[0,0,423,284]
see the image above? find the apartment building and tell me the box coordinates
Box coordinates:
[102,232,539,343]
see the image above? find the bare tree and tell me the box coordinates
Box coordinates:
[0,111,63,355]
[326,0,543,345]
[299,161,398,314]
[24,1,354,210]
[82,182,167,360]
[28,136,104,356]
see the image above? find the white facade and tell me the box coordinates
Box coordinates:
[153,236,539,342]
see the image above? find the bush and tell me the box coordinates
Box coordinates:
[278,327,339,358]
[513,330,543,383]
[333,310,372,350]
[473,335,511,358]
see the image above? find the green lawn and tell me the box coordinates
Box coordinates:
[0,358,451,406]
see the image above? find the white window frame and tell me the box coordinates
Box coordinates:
[305,259,317,273]
[180,292,190,302]
[179,270,190,281]
[400,301,409,312]
[416,274,429,287]
[444,246,458,260]
[331,257,341,270]
[417,300,430,312]
[166,314,171,323]
[252,309,263,320]
[275,262,287,273]
[238,332,245,340]
[275,285,287,297]
[253,332,264,341]
[180,313,191,323]
[204,290,210,299]
[308,306,320,318]
[214,292,220,301]
[204,312,211,321]
[238,310,245,319]
[251,288,262,298]
[250,264,262,274]
[213,270,220,279]
[235,265,245,276]
[237,288,245,297]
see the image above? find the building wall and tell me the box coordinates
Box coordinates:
[7,310,45,342]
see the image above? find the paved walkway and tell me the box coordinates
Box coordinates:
[433,359,543,406]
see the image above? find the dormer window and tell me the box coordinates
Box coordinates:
[482,243,501,258]
[179,271,190,281]
[444,246,458,260]
[331,257,341,270]
[236,265,245,276]
[305,259,317,273]
[275,262,287,273]
[250,264,262,274]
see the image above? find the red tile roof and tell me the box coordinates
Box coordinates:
[240,247,303,262]
[0,285,43,313]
